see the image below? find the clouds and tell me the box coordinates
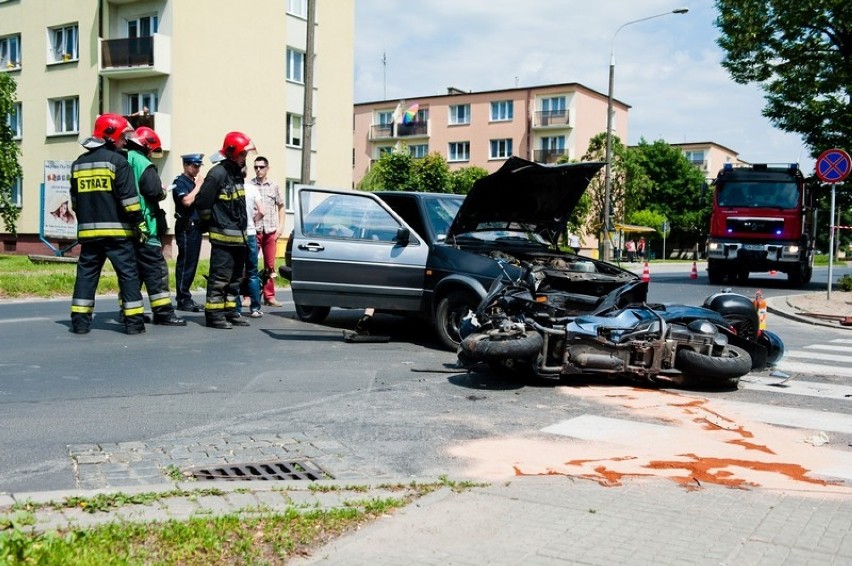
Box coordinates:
[354,0,814,171]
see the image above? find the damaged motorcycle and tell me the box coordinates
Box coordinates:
[458,261,783,388]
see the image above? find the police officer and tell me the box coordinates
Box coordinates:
[126,126,185,326]
[196,131,254,329]
[171,153,204,312]
[69,114,147,334]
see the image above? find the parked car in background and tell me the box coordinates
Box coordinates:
[279,157,642,350]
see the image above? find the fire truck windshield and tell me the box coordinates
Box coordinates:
[717,181,799,209]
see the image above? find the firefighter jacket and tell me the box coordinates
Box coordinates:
[70,145,143,241]
[196,159,248,247]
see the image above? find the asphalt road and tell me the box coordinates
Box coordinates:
[1,263,850,494]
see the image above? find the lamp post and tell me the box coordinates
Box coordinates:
[602,7,688,261]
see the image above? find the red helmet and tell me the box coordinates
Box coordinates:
[133,126,163,157]
[92,113,132,144]
[221,131,255,158]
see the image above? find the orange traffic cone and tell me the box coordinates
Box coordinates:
[690,261,698,280]
[642,262,650,283]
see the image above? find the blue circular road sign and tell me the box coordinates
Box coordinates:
[815,148,851,183]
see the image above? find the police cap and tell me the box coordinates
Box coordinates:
[181,153,204,166]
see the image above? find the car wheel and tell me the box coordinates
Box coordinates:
[434,290,479,351]
[294,304,330,323]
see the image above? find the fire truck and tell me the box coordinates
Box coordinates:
[705,163,816,287]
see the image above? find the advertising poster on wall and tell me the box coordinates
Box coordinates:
[43,160,76,240]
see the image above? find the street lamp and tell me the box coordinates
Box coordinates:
[602,7,688,261]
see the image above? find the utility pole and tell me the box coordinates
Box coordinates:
[300,0,316,185]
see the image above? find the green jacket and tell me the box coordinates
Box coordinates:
[127,150,159,246]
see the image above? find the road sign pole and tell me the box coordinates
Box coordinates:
[828,184,836,300]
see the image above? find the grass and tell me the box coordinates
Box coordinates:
[0,482,465,564]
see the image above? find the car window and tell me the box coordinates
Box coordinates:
[423,196,462,240]
[300,191,402,242]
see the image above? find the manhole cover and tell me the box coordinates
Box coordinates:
[186,460,333,481]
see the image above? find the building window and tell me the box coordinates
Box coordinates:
[7,102,21,139]
[448,142,470,162]
[285,179,297,211]
[127,15,159,37]
[449,104,470,125]
[490,139,513,160]
[410,144,428,158]
[541,136,565,151]
[286,48,305,83]
[48,96,79,135]
[286,113,303,147]
[0,34,21,70]
[377,111,393,125]
[49,24,79,63]
[683,150,706,166]
[11,177,22,207]
[541,96,566,114]
[125,92,158,115]
[287,0,308,18]
[490,100,513,122]
[376,146,393,159]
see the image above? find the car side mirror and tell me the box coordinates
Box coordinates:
[395,227,410,246]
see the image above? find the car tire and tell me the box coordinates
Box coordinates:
[434,290,479,351]
[294,304,330,323]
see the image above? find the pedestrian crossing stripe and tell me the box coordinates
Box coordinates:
[718,398,852,434]
[773,359,852,378]
[785,350,852,363]
[805,344,852,353]
[741,374,852,399]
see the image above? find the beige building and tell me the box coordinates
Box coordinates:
[353,83,630,185]
[1,0,354,256]
[671,141,743,181]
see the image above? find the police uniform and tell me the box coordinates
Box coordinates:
[70,144,146,334]
[171,153,204,311]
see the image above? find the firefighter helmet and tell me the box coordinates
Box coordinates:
[92,113,133,144]
[133,126,163,157]
[221,131,255,158]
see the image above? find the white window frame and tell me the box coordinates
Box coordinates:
[286,112,303,147]
[449,104,470,125]
[286,48,305,83]
[489,139,513,160]
[541,96,566,114]
[541,136,565,151]
[7,102,22,139]
[490,100,513,122]
[287,0,308,18]
[0,34,21,70]
[49,24,79,63]
[126,15,159,38]
[410,144,428,159]
[125,92,159,115]
[285,179,297,212]
[448,141,470,162]
[47,96,79,136]
[376,111,393,125]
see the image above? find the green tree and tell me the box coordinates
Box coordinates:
[356,148,486,195]
[627,209,667,235]
[448,165,488,195]
[0,73,22,237]
[632,139,709,250]
[714,0,852,156]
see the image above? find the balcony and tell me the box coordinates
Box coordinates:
[534,148,570,164]
[369,122,428,140]
[99,34,170,79]
[533,109,571,128]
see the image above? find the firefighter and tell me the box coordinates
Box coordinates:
[125,126,186,326]
[69,114,147,334]
[196,131,254,329]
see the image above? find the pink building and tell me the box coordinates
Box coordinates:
[353,82,630,185]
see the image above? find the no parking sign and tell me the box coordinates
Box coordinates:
[815,148,851,183]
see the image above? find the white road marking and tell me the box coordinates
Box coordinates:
[805,344,852,353]
[718,399,852,434]
[0,317,50,324]
[773,359,852,378]
[784,350,852,363]
[741,375,852,400]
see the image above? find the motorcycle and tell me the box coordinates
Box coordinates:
[458,261,783,388]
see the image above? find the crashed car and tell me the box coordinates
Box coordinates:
[280,156,641,350]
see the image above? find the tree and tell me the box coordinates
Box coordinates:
[0,73,22,238]
[631,139,709,250]
[357,148,487,194]
[715,0,852,156]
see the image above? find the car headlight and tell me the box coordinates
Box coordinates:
[707,242,720,251]
[785,245,799,254]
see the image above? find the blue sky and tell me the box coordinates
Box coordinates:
[354,0,815,173]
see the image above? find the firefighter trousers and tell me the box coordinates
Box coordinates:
[205,243,246,323]
[134,241,177,316]
[71,239,146,331]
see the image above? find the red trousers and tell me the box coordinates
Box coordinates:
[257,230,278,300]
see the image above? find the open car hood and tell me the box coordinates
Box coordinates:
[447,157,605,245]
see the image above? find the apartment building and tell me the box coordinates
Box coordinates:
[353,83,630,185]
[0,0,354,256]
[671,141,742,181]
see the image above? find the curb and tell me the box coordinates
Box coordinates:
[766,295,852,330]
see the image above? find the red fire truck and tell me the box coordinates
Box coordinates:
[705,163,816,287]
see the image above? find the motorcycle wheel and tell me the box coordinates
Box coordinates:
[460,330,543,361]
[675,344,751,386]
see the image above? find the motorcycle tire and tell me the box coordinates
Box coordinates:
[460,330,543,361]
[675,344,751,385]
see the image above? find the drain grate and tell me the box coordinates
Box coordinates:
[186,459,333,482]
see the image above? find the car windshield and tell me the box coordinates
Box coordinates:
[452,222,550,245]
[423,195,462,241]
[718,181,799,209]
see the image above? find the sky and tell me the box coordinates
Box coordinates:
[353,0,816,174]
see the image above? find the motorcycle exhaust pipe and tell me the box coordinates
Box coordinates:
[568,352,623,370]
